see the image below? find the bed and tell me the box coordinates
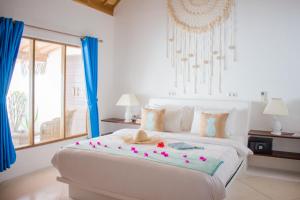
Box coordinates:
[52,98,252,200]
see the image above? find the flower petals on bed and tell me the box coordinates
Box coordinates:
[65,131,224,176]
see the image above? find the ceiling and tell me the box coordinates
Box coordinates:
[73,0,120,16]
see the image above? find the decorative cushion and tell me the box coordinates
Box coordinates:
[145,104,191,132]
[199,113,229,138]
[191,107,235,136]
[141,108,165,131]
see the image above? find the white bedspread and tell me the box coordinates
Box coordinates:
[52,129,251,200]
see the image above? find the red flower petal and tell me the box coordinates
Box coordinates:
[157,142,165,148]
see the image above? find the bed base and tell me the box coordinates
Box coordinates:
[57,159,245,200]
[57,177,136,200]
[225,159,245,188]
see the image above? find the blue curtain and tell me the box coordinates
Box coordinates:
[81,36,100,138]
[0,17,24,172]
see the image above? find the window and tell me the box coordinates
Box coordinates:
[66,46,88,137]
[35,41,64,143]
[7,38,32,148]
[8,37,87,149]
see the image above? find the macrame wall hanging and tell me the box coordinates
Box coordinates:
[167,0,236,95]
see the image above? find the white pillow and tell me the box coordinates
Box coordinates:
[180,106,194,132]
[190,107,236,137]
[190,107,202,134]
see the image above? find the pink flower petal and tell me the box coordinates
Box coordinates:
[133,150,138,154]
[92,145,96,148]
[153,150,158,154]
[144,153,149,157]
[183,154,187,158]
[89,141,93,145]
[199,156,207,161]
[75,142,80,145]
[131,147,136,151]
[97,141,101,145]
[164,153,169,157]
[104,145,108,148]
[185,160,190,164]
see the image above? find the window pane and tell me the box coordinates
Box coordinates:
[7,38,32,148]
[65,46,87,137]
[34,41,63,143]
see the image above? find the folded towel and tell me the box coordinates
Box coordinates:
[168,142,204,150]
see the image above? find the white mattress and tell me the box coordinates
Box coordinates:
[52,129,251,200]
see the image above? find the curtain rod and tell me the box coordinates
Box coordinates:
[25,23,103,43]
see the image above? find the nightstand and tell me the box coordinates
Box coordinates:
[101,118,140,135]
[248,130,300,160]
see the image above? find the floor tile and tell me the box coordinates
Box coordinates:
[225,180,271,200]
[239,176,300,200]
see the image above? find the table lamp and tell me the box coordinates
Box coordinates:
[116,94,140,122]
[263,98,288,135]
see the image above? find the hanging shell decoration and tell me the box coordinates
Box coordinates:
[167,0,236,95]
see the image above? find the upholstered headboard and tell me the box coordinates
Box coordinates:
[148,98,251,144]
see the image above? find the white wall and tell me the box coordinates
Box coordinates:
[0,0,115,181]
[114,0,300,134]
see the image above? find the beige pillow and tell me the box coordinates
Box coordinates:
[145,104,193,132]
[141,108,165,131]
[199,113,229,138]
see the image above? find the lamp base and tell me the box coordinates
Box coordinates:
[271,116,282,136]
[124,106,132,123]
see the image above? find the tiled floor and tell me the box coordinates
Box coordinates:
[0,167,299,200]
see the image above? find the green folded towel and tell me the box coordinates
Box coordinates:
[168,142,204,150]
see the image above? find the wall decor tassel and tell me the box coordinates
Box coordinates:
[167,0,236,95]
[167,15,170,58]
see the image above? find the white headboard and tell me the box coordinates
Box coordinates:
[149,98,251,144]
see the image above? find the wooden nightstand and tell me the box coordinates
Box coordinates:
[101,118,140,135]
[248,130,300,160]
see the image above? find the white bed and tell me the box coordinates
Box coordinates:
[52,98,252,200]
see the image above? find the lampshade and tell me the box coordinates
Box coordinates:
[116,94,140,106]
[263,98,288,116]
